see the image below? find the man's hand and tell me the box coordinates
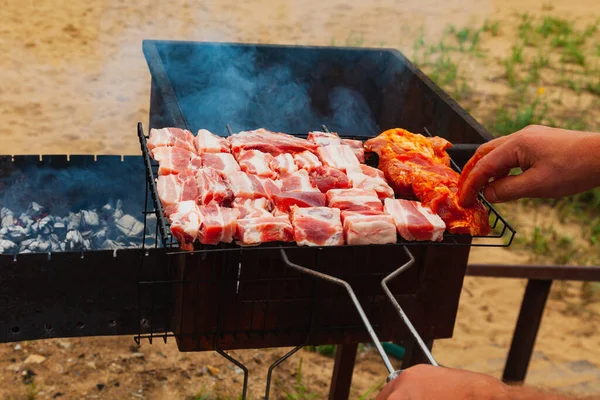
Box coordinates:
[458,125,600,207]
[376,364,510,400]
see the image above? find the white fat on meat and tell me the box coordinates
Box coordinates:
[341,212,397,245]
[148,127,197,154]
[233,198,272,219]
[194,129,230,153]
[326,188,383,213]
[151,146,202,175]
[202,153,240,175]
[290,206,344,246]
[229,128,317,156]
[346,166,394,200]
[279,169,319,192]
[236,215,294,246]
[195,167,233,206]
[167,200,202,251]
[341,139,365,163]
[384,198,446,242]
[316,145,361,172]
[197,205,239,245]
[157,171,199,211]
[236,150,277,178]
[307,131,342,146]
[226,171,269,199]
[270,153,298,174]
[293,151,322,171]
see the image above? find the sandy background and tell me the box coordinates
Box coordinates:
[1,0,600,398]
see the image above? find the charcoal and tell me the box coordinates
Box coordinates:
[60,242,66,252]
[81,210,100,229]
[93,227,109,247]
[82,238,92,251]
[0,227,7,237]
[7,225,29,242]
[32,215,54,236]
[26,202,45,218]
[48,234,61,252]
[53,218,66,235]
[80,230,94,239]
[0,239,17,253]
[115,215,144,237]
[67,212,81,231]
[1,208,14,228]
[19,213,34,229]
[102,239,122,250]
[33,237,51,253]
[65,230,84,250]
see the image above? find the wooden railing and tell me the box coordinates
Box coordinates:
[465,264,600,384]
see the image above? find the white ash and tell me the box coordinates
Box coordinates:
[0,200,157,255]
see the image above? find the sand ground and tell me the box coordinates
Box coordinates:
[1,0,600,398]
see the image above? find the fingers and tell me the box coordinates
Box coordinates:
[482,168,540,203]
[458,142,519,207]
[376,377,400,400]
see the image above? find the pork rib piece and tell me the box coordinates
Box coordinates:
[293,151,322,171]
[148,127,197,154]
[257,176,282,198]
[346,166,394,200]
[236,150,277,178]
[290,206,344,246]
[272,192,327,213]
[229,128,317,156]
[307,131,342,146]
[270,153,298,175]
[341,139,365,163]
[196,167,233,206]
[280,170,319,192]
[167,200,202,251]
[194,129,230,153]
[236,215,294,246]
[157,170,199,212]
[151,146,202,175]
[226,171,269,199]
[384,198,445,242]
[233,198,272,219]
[326,188,383,213]
[202,153,240,175]
[341,212,397,245]
[308,166,352,193]
[317,145,361,172]
[197,205,239,245]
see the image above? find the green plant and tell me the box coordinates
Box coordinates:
[283,359,318,400]
[561,42,586,66]
[510,45,524,64]
[193,388,211,400]
[492,100,548,136]
[358,381,386,400]
[504,59,517,87]
[530,226,550,255]
[26,383,37,400]
[483,20,500,36]
[536,16,573,38]
[305,345,337,357]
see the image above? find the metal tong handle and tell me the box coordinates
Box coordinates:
[381,246,439,379]
[279,249,397,377]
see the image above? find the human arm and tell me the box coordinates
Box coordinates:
[457,125,600,207]
[376,364,592,400]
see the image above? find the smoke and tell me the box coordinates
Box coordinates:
[156,43,383,137]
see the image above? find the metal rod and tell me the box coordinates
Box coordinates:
[215,347,249,399]
[279,249,396,375]
[381,247,438,367]
[265,342,307,399]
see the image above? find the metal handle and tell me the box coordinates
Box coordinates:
[381,247,439,368]
[279,249,397,375]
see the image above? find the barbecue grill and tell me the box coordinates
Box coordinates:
[0,40,516,399]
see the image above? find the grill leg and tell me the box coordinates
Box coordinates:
[502,279,552,384]
[401,340,434,368]
[329,343,358,400]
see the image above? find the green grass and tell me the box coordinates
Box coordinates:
[305,345,337,357]
[282,359,318,400]
[561,42,586,66]
[358,381,386,400]
[492,100,548,136]
[483,19,501,36]
[510,45,524,63]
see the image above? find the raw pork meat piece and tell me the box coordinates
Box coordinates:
[233,198,272,219]
[341,139,365,163]
[341,212,397,245]
[148,127,196,154]
[346,166,394,200]
[229,128,317,156]
[293,151,322,171]
[194,129,230,153]
[151,146,202,175]
[202,153,240,175]
[316,145,361,172]
[280,170,319,192]
[384,198,446,241]
[307,131,342,146]
[290,206,344,246]
[257,177,282,198]
[326,188,383,213]
[236,215,294,246]
[270,153,298,174]
[226,171,269,199]
[236,150,277,178]
[167,201,202,251]
[272,192,327,213]
[157,171,199,212]
[308,166,351,193]
[197,205,239,245]
[195,167,233,206]
[359,164,385,179]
